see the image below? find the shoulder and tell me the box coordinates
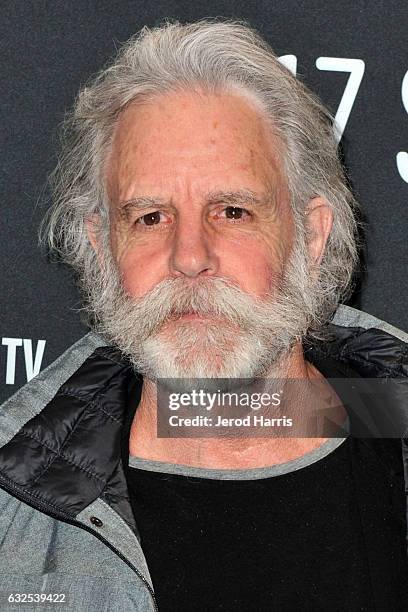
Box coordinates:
[333,304,408,344]
[0,332,108,441]
[318,304,408,377]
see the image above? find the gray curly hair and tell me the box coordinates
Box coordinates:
[42,19,359,339]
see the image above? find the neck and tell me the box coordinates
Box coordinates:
[128,343,345,469]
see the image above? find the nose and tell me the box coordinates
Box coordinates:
[169,212,218,278]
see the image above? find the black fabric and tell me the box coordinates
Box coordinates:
[307,325,408,378]
[126,439,408,611]
[124,356,408,611]
[0,346,141,529]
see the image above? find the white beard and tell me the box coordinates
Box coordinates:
[90,236,318,381]
[137,320,279,379]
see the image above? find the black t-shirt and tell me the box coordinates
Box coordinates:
[122,358,408,611]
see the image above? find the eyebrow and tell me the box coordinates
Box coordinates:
[206,189,271,208]
[118,188,273,218]
[118,196,167,219]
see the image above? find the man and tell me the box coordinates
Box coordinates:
[0,19,407,611]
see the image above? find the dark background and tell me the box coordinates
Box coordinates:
[1,0,407,402]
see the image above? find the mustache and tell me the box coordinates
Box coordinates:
[110,275,277,339]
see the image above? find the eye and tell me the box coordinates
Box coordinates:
[136,211,168,227]
[220,206,251,220]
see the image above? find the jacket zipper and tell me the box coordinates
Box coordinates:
[0,476,159,612]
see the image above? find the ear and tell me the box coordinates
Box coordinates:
[304,197,333,266]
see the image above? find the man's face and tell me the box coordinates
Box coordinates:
[106,89,294,300]
[93,89,313,379]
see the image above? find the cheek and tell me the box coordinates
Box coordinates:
[115,246,166,297]
[220,235,287,296]
[119,261,147,297]
[111,218,171,297]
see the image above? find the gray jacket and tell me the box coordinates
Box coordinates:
[0,304,407,611]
